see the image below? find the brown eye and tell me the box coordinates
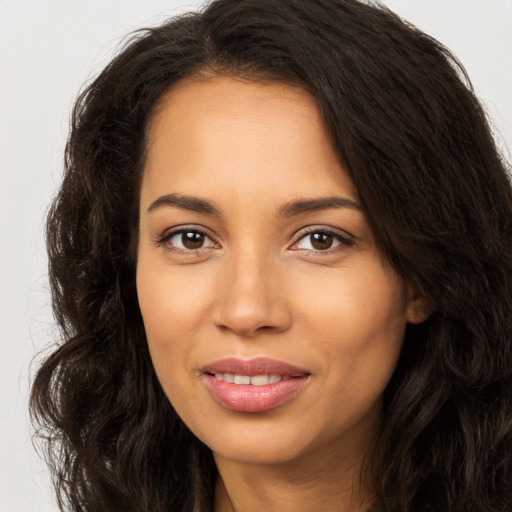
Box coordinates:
[291,229,351,252]
[310,232,334,250]
[181,231,205,249]
[163,229,216,251]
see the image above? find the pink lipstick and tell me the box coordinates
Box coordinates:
[201,357,310,413]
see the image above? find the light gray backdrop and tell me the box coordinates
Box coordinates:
[1,1,511,510]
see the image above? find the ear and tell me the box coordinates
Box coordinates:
[405,286,432,324]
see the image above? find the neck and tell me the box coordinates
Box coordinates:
[213,441,374,512]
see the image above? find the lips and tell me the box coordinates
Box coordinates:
[201,357,310,413]
[212,373,290,385]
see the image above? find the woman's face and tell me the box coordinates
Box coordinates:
[137,77,424,467]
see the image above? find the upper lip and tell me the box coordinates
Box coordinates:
[201,357,310,377]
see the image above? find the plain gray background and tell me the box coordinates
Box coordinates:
[1,1,511,510]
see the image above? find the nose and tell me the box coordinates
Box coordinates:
[212,248,292,338]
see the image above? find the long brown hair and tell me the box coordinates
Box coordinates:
[31,1,512,510]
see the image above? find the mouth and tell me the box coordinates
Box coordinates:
[201,358,311,413]
[209,373,294,385]
[201,357,309,377]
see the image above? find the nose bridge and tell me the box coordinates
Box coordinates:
[213,242,291,337]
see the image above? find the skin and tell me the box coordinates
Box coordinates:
[137,76,426,512]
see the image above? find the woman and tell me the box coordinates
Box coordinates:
[31,0,512,511]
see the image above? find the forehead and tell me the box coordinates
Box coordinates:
[141,76,359,208]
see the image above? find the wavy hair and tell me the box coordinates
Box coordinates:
[31,0,512,510]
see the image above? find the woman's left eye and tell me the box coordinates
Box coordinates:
[291,230,352,252]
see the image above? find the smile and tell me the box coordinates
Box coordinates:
[201,358,310,413]
[213,374,292,385]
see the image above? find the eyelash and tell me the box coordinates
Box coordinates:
[155,226,354,255]
[290,227,355,254]
[156,226,218,255]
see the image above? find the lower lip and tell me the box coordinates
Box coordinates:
[203,374,309,413]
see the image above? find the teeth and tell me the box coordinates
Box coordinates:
[213,373,285,385]
[233,375,251,385]
[250,375,269,386]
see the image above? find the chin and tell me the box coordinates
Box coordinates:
[211,437,305,466]
[188,414,310,465]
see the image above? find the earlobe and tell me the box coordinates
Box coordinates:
[405,288,432,324]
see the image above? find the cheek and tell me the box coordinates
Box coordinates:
[135,254,214,404]
[290,261,408,390]
[136,258,213,342]
[136,259,211,421]
[291,259,408,341]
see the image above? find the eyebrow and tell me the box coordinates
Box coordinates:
[147,194,221,215]
[277,196,362,217]
[146,193,362,217]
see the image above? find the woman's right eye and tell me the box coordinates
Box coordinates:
[159,229,218,251]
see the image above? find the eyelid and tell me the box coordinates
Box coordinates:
[289,226,355,252]
[155,225,220,249]
[154,224,354,254]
